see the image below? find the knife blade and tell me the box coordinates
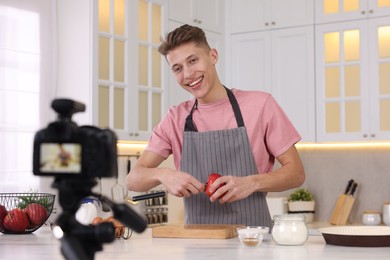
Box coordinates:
[344,179,355,194]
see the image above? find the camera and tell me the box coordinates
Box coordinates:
[33,99,117,178]
[32,99,146,260]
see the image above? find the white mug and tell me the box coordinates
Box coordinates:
[383,202,390,226]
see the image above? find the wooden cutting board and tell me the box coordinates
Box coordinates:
[152,224,242,239]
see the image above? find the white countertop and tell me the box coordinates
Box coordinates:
[1,226,390,260]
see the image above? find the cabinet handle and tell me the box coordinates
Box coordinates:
[363,134,368,138]
[361,10,366,15]
[265,22,269,26]
[193,19,202,24]
[271,21,275,26]
[135,133,139,137]
[371,133,376,138]
[369,9,374,14]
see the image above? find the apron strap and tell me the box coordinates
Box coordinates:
[184,86,244,132]
[184,100,198,131]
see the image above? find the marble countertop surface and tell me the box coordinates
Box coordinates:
[1,225,390,260]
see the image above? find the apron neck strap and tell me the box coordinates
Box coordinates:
[184,86,244,132]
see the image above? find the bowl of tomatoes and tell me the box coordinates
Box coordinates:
[0,193,55,234]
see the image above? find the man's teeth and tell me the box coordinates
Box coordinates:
[189,77,202,87]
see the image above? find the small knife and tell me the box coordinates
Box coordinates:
[344,179,355,194]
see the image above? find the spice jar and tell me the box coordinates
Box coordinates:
[362,211,381,226]
[271,214,308,245]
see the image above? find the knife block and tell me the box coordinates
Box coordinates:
[329,194,355,225]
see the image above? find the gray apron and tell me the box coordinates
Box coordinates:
[180,86,272,227]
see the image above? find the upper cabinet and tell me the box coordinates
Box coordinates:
[228,0,316,142]
[57,0,168,141]
[168,0,223,33]
[96,0,168,141]
[315,16,390,141]
[315,0,390,24]
[230,27,315,142]
[230,0,314,33]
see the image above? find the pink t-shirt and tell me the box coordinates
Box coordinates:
[146,89,301,174]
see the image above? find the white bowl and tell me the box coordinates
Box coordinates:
[236,226,270,247]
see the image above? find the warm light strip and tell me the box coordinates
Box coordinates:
[116,141,148,156]
[296,142,390,149]
[116,141,390,153]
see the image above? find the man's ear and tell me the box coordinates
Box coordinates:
[209,48,218,65]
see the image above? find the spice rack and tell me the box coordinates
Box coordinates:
[143,190,168,224]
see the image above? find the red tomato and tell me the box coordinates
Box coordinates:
[205,173,226,198]
[3,208,29,233]
[0,204,7,230]
[25,203,48,226]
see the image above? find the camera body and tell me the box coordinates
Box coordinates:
[33,99,118,179]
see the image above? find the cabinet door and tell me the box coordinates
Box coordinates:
[230,0,269,33]
[230,32,272,93]
[368,17,390,140]
[230,0,313,33]
[368,0,390,18]
[271,26,315,142]
[132,0,168,141]
[315,0,367,23]
[269,0,314,29]
[196,0,222,32]
[96,0,167,141]
[96,0,130,138]
[230,28,315,142]
[168,0,194,26]
[168,0,222,33]
[315,0,390,24]
[315,20,370,141]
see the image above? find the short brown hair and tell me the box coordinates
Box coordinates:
[158,24,211,56]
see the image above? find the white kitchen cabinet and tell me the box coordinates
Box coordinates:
[56,0,168,141]
[230,0,314,33]
[166,21,225,107]
[230,26,316,142]
[168,0,223,33]
[315,16,390,141]
[315,0,390,24]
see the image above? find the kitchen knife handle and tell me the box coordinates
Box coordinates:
[344,179,355,194]
[350,182,358,196]
[132,191,166,202]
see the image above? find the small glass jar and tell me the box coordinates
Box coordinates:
[362,211,381,226]
[271,214,308,245]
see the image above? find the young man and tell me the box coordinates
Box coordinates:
[126,24,305,227]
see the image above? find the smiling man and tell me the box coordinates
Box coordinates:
[126,24,305,227]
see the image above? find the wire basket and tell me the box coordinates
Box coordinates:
[0,193,55,234]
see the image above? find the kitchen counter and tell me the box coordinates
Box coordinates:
[1,226,390,260]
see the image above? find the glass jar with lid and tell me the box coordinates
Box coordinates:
[271,214,308,245]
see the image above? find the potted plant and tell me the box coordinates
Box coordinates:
[287,188,315,223]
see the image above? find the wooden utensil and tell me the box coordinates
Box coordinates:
[152,224,243,239]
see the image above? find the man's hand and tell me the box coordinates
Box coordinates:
[208,175,256,203]
[160,169,205,197]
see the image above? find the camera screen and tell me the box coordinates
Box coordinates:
[40,143,82,174]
